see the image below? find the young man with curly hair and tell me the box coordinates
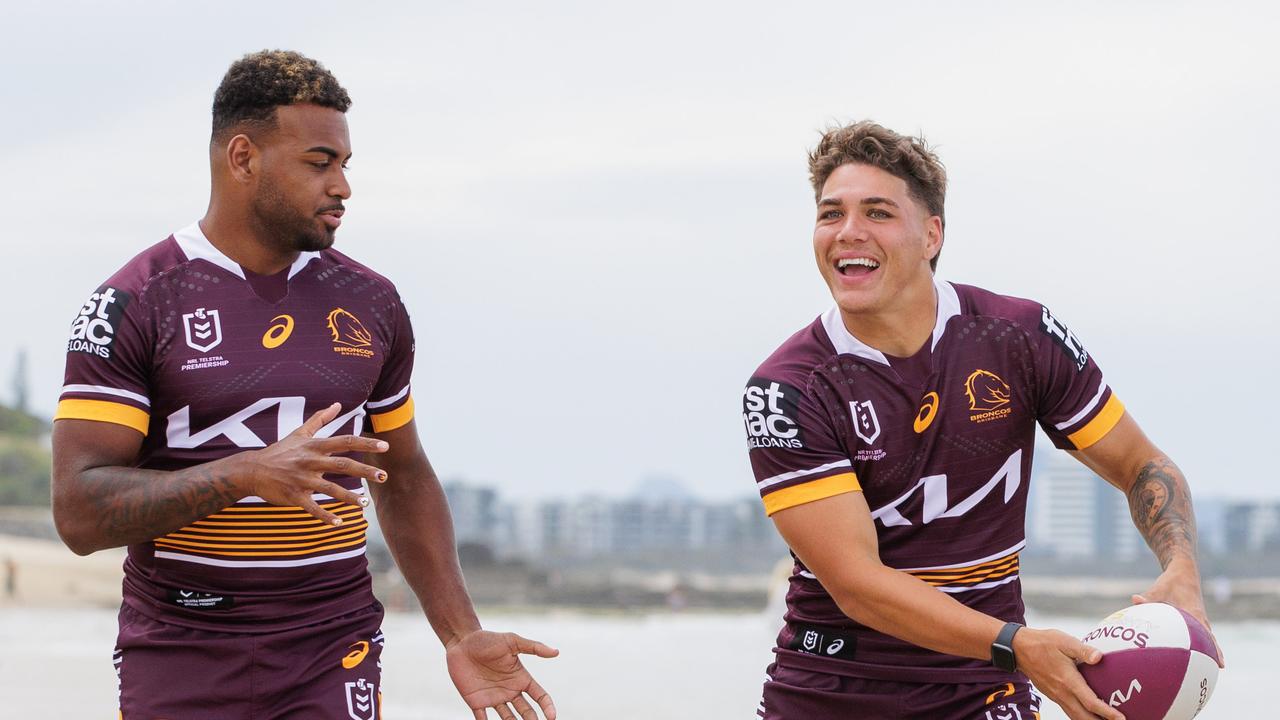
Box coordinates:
[52,50,556,720]
[742,121,1220,719]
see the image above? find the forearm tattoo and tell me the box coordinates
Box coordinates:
[1126,457,1197,569]
[81,465,240,548]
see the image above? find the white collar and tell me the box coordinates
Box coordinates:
[820,277,962,366]
[172,221,321,280]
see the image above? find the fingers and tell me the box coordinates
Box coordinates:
[473,709,488,720]
[298,403,341,437]
[1066,640,1103,666]
[509,633,560,658]
[299,495,344,526]
[511,695,540,720]
[310,455,388,485]
[492,703,517,720]
[313,434,390,456]
[526,680,556,720]
[1130,593,1148,605]
[316,481,371,510]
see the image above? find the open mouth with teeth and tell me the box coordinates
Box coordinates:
[836,257,881,277]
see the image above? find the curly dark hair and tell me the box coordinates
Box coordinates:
[809,121,947,269]
[211,50,351,141]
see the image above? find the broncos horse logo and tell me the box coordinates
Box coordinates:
[327,308,374,348]
[965,369,1011,411]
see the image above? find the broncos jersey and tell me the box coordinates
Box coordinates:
[744,278,1124,681]
[57,222,415,632]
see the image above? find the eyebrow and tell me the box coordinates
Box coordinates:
[817,196,900,208]
[304,146,352,161]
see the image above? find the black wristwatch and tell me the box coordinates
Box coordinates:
[991,622,1023,672]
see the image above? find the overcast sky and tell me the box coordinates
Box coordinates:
[3,1,1276,501]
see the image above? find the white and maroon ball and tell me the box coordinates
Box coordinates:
[1077,603,1220,720]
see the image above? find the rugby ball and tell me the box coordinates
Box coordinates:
[1078,603,1219,720]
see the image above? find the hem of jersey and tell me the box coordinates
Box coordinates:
[1066,394,1124,449]
[763,472,861,516]
[54,398,149,434]
[119,586,379,636]
[369,395,414,433]
[773,647,1025,685]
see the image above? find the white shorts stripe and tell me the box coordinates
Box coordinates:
[896,540,1026,572]
[757,459,853,491]
[61,384,151,406]
[154,546,366,568]
[935,574,1019,593]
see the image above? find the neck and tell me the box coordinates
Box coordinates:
[841,275,938,357]
[200,197,299,276]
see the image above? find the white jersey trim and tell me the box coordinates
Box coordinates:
[936,574,1020,594]
[820,278,961,365]
[154,546,367,568]
[61,384,151,407]
[288,250,322,279]
[238,488,367,504]
[896,540,1026,572]
[758,459,853,491]
[367,383,410,409]
[1054,378,1109,431]
[173,222,246,279]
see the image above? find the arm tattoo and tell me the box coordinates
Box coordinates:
[80,465,241,548]
[1126,457,1197,570]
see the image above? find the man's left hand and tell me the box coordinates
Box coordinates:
[1132,562,1224,667]
[445,629,559,719]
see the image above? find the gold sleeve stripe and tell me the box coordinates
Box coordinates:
[369,395,414,433]
[762,472,861,516]
[54,399,149,434]
[1067,395,1125,450]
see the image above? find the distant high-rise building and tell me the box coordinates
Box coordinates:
[1224,502,1280,553]
[1029,450,1142,561]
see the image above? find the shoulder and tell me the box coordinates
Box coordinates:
[749,315,838,391]
[318,248,404,299]
[95,236,191,299]
[948,281,1049,333]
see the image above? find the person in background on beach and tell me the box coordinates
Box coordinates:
[50,50,556,720]
[741,120,1221,719]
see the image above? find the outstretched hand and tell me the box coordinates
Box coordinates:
[1132,565,1224,667]
[445,630,559,720]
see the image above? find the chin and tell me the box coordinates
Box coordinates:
[294,231,335,252]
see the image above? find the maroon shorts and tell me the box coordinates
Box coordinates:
[114,602,385,720]
[757,658,1043,720]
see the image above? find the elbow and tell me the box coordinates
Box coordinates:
[51,482,101,557]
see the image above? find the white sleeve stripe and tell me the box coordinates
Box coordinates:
[366,384,410,409]
[757,459,853,490]
[61,384,151,407]
[1053,378,1108,431]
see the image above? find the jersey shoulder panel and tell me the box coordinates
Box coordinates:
[949,282,1044,329]
[751,316,839,390]
[102,235,193,299]
[319,247,404,297]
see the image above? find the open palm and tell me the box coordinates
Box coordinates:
[445,630,558,720]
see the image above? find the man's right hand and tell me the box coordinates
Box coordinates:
[1014,627,1125,720]
[233,403,390,525]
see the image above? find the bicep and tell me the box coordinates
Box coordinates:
[364,419,438,503]
[1066,411,1161,492]
[771,491,882,591]
[52,419,144,477]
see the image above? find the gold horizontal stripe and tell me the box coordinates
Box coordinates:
[917,565,1020,588]
[154,527,367,551]
[905,551,1019,576]
[762,472,861,516]
[912,556,1020,583]
[205,506,359,521]
[54,399,150,434]
[370,395,414,433]
[1067,395,1125,450]
[165,520,368,541]
[155,536,367,558]
[192,512,364,529]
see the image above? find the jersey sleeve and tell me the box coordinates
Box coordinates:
[1032,304,1125,450]
[743,375,860,516]
[54,283,153,434]
[366,292,416,433]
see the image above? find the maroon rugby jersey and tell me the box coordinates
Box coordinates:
[57,222,416,632]
[744,278,1124,681]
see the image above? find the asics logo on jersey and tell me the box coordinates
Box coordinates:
[328,308,375,358]
[342,641,370,669]
[743,380,804,449]
[914,392,940,433]
[1040,306,1089,372]
[262,314,295,349]
[68,286,130,359]
[166,397,366,448]
[871,450,1022,527]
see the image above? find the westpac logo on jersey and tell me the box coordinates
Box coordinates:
[167,397,366,448]
[743,379,804,449]
[1040,306,1088,372]
[183,307,223,353]
[67,286,131,359]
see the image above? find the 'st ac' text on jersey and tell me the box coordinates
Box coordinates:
[57,222,416,633]
[743,278,1124,682]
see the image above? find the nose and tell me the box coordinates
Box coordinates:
[834,213,868,244]
[330,168,352,200]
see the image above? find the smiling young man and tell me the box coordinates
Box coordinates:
[52,50,556,720]
[742,121,1219,719]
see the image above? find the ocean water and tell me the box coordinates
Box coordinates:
[0,607,1264,718]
